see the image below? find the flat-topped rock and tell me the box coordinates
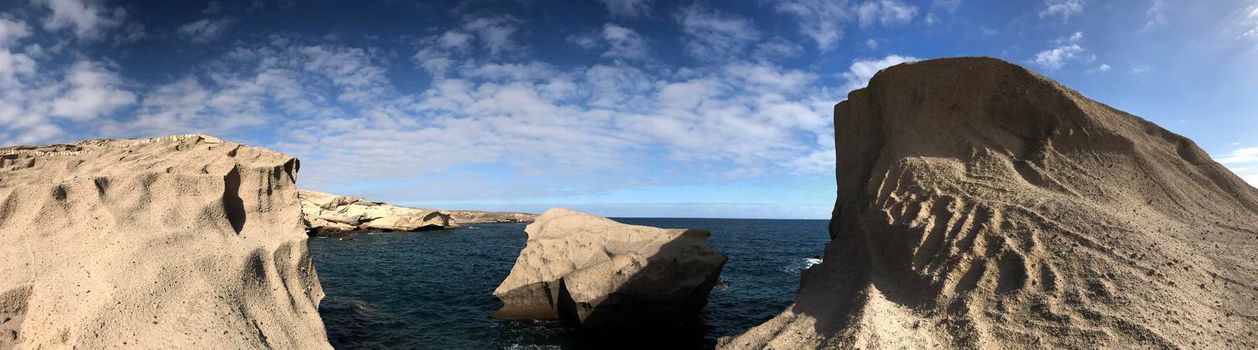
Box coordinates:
[492,208,726,328]
[299,190,452,234]
[0,134,329,349]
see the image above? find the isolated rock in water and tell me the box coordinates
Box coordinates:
[447,210,537,224]
[492,208,726,328]
[720,57,1258,349]
[0,135,329,349]
[299,190,452,234]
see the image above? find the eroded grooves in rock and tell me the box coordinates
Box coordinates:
[492,208,727,328]
[0,134,330,349]
[720,57,1258,349]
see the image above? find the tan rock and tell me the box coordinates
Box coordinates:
[447,210,537,224]
[720,57,1258,349]
[492,208,726,328]
[0,134,329,349]
[299,190,452,234]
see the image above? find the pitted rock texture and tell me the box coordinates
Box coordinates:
[0,135,329,349]
[720,57,1258,349]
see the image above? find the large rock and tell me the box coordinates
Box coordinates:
[721,57,1258,349]
[299,190,452,235]
[492,208,726,328]
[0,135,329,348]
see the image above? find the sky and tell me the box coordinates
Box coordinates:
[0,0,1255,219]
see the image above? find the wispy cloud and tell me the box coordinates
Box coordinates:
[177,18,237,43]
[675,4,761,60]
[1039,0,1083,21]
[33,0,133,41]
[600,0,652,18]
[768,0,849,50]
[856,0,918,28]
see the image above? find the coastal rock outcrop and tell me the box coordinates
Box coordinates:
[299,190,452,235]
[447,210,537,224]
[720,57,1258,349]
[492,208,726,328]
[0,135,330,348]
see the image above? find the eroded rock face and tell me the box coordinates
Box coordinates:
[299,190,452,235]
[0,135,330,349]
[492,208,726,328]
[721,57,1258,349]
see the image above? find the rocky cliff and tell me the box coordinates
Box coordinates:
[721,58,1258,349]
[0,135,329,349]
[492,208,726,328]
[299,190,452,235]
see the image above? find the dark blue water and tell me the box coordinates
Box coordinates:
[308,218,829,349]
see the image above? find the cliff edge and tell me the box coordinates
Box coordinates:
[721,57,1258,349]
[0,135,330,348]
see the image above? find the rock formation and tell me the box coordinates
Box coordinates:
[492,208,726,328]
[299,190,452,235]
[720,57,1258,349]
[0,135,330,349]
[446,210,537,224]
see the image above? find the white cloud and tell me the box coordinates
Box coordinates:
[856,0,918,28]
[769,0,849,50]
[177,18,237,43]
[461,15,521,55]
[1218,147,1258,164]
[1039,0,1083,21]
[34,0,128,40]
[841,54,917,92]
[1238,5,1258,40]
[1218,147,1258,186]
[1141,0,1167,32]
[49,61,137,120]
[600,0,651,18]
[1032,31,1085,70]
[0,18,31,47]
[600,24,649,61]
[571,24,651,62]
[675,4,760,60]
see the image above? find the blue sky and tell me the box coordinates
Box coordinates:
[0,0,1255,219]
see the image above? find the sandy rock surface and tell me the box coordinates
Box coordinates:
[720,57,1258,349]
[492,208,726,328]
[299,190,452,235]
[0,135,329,349]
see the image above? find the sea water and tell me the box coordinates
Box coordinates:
[309,218,829,349]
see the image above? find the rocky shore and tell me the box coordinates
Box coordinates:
[299,190,538,236]
[0,135,330,349]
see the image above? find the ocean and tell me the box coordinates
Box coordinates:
[308,218,830,349]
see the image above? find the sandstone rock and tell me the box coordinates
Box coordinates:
[720,57,1258,349]
[492,208,726,328]
[446,210,537,224]
[0,135,329,349]
[299,190,452,234]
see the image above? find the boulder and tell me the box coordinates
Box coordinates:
[492,208,726,328]
[720,57,1258,349]
[0,135,329,348]
[299,190,452,234]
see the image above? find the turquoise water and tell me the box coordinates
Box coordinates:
[308,218,829,349]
